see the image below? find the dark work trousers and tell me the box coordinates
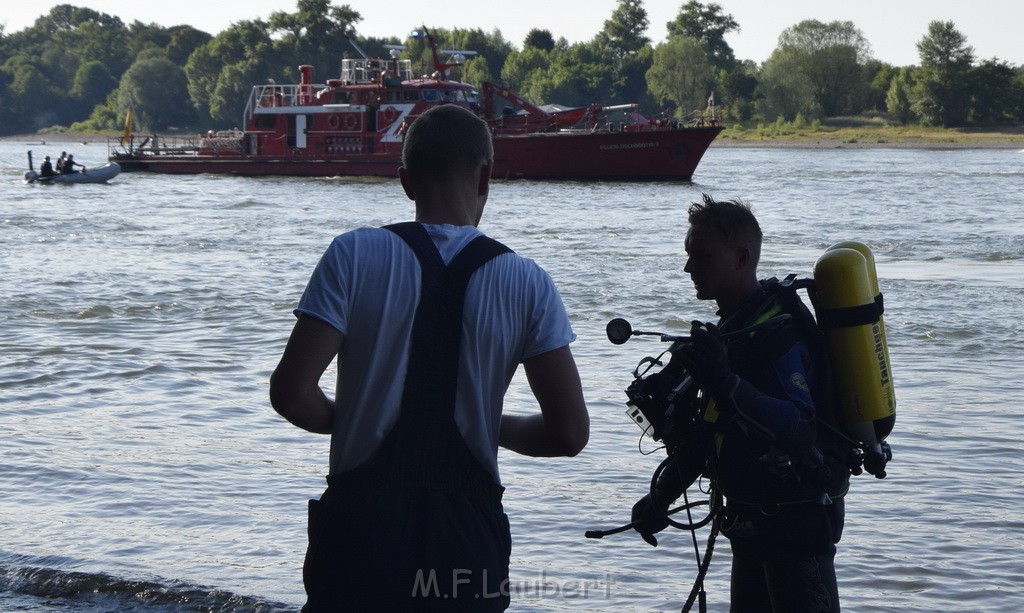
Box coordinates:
[724,499,843,613]
[302,223,513,612]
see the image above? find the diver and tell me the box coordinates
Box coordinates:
[631,194,849,612]
[61,154,85,174]
[39,156,55,177]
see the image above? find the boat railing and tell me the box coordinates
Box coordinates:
[341,58,413,85]
[679,106,723,128]
[242,83,329,126]
[109,134,225,157]
[199,134,244,153]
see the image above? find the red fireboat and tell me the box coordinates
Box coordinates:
[110,29,722,181]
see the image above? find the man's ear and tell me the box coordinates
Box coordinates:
[398,166,416,201]
[477,161,491,197]
[735,246,751,270]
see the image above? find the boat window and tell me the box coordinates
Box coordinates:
[422,89,440,102]
[254,115,277,129]
[385,91,401,102]
[403,90,420,102]
[331,90,353,104]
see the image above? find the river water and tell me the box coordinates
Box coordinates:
[2,140,1022,612]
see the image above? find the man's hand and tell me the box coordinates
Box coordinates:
[675,321,736,402]
[631,493,671,547]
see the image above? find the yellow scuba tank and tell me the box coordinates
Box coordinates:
[813,242,895,477]
[827,240,896,412]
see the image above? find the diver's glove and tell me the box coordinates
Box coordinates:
[675,321,737,406]
[631,492,672,547]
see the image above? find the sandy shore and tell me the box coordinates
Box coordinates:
[4,133,121,145]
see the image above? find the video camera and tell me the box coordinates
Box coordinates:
[607,318,704,443]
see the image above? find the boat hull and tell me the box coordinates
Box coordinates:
[110,127,721,181]
[492,127,722,181]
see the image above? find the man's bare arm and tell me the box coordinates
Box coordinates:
[499,345,589,457]
[269,315,345,434]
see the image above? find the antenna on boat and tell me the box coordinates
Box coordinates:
[344,29,370,60]
[382,44,406,80]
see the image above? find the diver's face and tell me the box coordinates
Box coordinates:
[683,225,739,302]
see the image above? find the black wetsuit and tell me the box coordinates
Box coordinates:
[666,281,849,612]
[301,222,512,612]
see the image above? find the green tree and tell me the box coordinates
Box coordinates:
[524,29,555,52]
[461,56,493,87]
[864,59,895,112]
[72,89,125,132]
[506,0,654,109]
[719,62,759,121]
[597,0,650,61]
[209,61,266,126]
[885,66,917,124]
[267,0,361,79]
[166,26,212,65]
[34,4,122,33]
[184,20,274,125]
[969,58,1024,124]
[611,46,655,108]
[518,40,615,107]
[117,50,196,130]
[757,45,821,121]
[646,35,713,117]
[760,19,870,119]
[36,6,131,85]
[914,20,974,126]
[0,5,135,131]
[70,60,117,111]
[500,47,551,90]
[127,21,173,58]
[666,1,739,70]
[3,58,64,129]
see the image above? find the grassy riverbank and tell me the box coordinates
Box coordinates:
[714,115,1024,149]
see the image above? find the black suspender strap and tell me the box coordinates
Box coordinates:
[384,221,513,420]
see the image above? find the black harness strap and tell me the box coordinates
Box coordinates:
[816,294,884,330]
[386,222,513,418]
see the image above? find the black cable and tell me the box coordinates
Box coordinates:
[681,507,720,613]
[683,488,705,612]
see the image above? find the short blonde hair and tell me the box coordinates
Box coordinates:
[402,105,493,182]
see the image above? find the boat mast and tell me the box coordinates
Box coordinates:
[419,26,475,81]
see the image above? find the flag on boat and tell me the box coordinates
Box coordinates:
[120,103,134,146]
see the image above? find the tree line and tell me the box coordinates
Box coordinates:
[1,0,1021,136]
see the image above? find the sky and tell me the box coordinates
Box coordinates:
[3,0,1022,68]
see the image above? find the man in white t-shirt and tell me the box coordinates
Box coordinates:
[270,104,590,612]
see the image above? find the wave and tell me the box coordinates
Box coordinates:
[0,562,293,612]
